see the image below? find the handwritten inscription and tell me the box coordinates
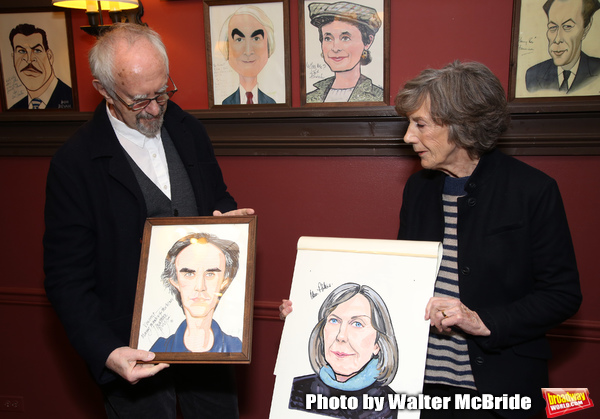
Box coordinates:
[309,281,333,299]
[141,298,178,341]
[5,75,26,102]
[519,35,537,56]
[307,62,330,81]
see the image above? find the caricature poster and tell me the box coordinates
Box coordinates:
[0,11,75,110]
[302,0,387,104]
[514,0,600,98]
[207,1,287,105]
[135,222,250,352]
[270,237,442,418]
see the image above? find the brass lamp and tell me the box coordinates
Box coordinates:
[52,0,145,37]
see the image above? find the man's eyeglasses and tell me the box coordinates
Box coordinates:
[113,76,177,112]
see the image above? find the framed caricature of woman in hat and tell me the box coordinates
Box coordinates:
[302,0,388,104]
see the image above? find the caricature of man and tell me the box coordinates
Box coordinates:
[9,23,73,109]
[151,233,242,353]
[218,5,276,104]
[526,0,600,93]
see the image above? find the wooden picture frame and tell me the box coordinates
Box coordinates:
[204,0,291,108]
[508,0,600,108]
[0,8,78,111]
[300,0,390,107]
[130,216,257,363]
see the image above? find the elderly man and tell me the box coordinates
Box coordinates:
[43,23,252,418]
[9,23,73,109]
[526,0,600,93]
[151,233,242,353]
[218,5,276,104]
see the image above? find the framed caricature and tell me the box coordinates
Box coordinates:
[204,0,291,108]
[509,0,600,103]
[130,216,257,363]
[300,0,390,107]
[0,8,77,111]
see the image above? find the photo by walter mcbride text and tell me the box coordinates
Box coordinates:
[302,393,533,413]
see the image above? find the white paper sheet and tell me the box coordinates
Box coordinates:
[270,237,442,418]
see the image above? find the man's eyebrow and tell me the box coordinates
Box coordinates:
[205,268,223,273]
[232,28,245,38]
[130,83,169,101]
[548,18,576,26]
[251,29,264,38]
[15,43,44,51]
[179,267,196,273]
[561,18,577,26]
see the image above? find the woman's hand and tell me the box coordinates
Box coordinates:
[279,299,293,320]
[425,297,491,336]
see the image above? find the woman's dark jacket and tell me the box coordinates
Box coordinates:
[398,149,581,418]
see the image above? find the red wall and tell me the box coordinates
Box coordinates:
[7,0,513,113]
[1,154,599,418]
[1,0,598,418]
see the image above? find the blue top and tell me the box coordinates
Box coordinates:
[150,319,242,353]
[319,358,380,391]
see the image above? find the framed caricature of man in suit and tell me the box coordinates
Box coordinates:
[218,5,277,105]
[205,1,289,107]
[9,23,73,109]
[519,0,600,97]
[0,11,76,111]
[526,0,600,93]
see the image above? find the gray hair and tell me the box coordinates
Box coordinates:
[218,5,276,60]
[161,232,239,308]
[88,23,169,96]
[308,282,398,386]
[395,61,510,159]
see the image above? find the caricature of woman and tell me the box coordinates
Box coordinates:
[289,283,398,418]
[306,1,383,103]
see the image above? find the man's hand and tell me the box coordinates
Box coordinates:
[425,297,491,336]
[106,347,170,385]
[279,299,293,320]
[213,208,255,216]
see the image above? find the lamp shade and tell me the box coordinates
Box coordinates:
[52,0,139,11]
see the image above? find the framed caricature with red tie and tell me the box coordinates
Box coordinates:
[204,0,291,108]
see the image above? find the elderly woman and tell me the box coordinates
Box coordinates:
[395,61,581,418]
[306,1,383,103]
[281,61,581,418]
[289,283,398,419]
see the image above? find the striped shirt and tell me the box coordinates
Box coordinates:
[424,176,477,390]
